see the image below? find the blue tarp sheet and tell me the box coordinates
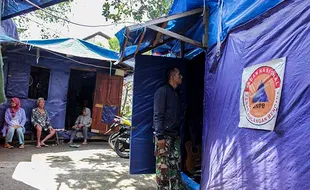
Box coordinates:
[116,0,284,59]
[23,38,119,61]
[130,55,187,174]
[202,0,310,189]
[1,19,19,40]
[2,0,67,20]
[102,106,117,124]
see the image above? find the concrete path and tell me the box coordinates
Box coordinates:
[0,142,156,190]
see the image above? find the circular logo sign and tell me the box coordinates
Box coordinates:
[243,66,281,125]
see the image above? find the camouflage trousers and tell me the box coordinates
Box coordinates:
[155,136,184,190]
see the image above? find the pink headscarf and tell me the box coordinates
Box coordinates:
[10,98,21,117]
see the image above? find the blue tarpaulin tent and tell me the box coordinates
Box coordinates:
[0,35,131,136]
[125,0,310,189]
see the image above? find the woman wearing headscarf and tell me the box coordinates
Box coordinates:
[68,107,92,145]
[3,98,26,149]
[31,97,56,148]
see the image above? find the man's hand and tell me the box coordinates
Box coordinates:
[78,124,83,128]
[157,139,166,149]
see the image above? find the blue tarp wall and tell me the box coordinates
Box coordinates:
[202,0,310,189]
[0,50,114,132]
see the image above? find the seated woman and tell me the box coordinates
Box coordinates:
[68,107,92,145]
[3,98,26,149]
[31,98,56,148]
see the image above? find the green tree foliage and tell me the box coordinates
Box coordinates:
[13,1,72,39]
[108,37,120,51]
[102,0,173,22]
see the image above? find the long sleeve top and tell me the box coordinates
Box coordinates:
[2,108,26,137]
[153,84,181,140]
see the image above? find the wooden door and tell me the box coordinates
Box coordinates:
[91,72,123,134]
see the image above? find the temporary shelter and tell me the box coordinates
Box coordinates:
[116,0,310,189]
[0,36,132,137]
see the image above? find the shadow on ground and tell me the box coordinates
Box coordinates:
[0,142,155,190]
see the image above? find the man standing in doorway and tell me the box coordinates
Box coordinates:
[153,67,183,190]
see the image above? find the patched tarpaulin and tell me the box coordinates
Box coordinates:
[202,0,310,189]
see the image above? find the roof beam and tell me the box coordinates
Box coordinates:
[128,8,203,31]
[147,25,204,49]
[119,28,130,63]
[202,7,210,48]
[152,22,168,47]
[134,28,147,56]
[122,38,175,62]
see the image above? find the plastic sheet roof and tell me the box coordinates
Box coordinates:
[116,0,285,60]
[23,38,119,61]
[0,34,133,70]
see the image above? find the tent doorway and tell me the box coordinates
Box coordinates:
[129,53,205,185]
[65,69,96,130]
[183,52,205,184]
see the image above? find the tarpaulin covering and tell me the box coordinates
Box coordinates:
[116,0,284,59]
[24,38,119,61]
[130,55,187,174]
[2,0,68,20]
[1,19,19,40]
[0,54,70,130]
[101,106,117,124]
[181,172,200,190]
[202,0,310,189]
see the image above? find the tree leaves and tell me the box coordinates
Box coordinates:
[13,1,72,39]
[102,0,173,22]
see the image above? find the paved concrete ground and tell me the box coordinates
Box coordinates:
[0,141,156,190]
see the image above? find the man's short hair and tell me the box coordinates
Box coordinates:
[165,67,177,82]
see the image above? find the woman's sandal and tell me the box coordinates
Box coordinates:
[40,143,49,147]
[36,145,41,148]
[4,144,14,149]
[19,144,25,149]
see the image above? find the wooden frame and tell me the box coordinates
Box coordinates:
[118,7,209,63]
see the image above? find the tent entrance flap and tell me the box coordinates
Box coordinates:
[130,55,188,174]
[130,53,205,188]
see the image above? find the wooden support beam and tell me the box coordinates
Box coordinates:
[202,7,210,48]
[134,28,147,56]
[147,25,204,49]
[128,8,203,31]
[121,38,175,62]
[119,28,130,63]
[180,41,185,58]
[153,22,168,47]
